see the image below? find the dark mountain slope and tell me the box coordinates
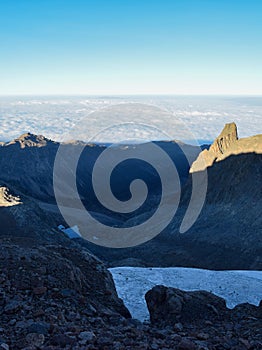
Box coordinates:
[0,125,261,270]
[83,125,262,270]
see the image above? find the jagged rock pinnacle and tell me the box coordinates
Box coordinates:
[190,122,262,173]
[209,122,238,155]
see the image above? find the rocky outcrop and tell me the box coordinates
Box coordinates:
[2,133,56,148]
[146,285,262,326]
[210,122,238,154]
[145,285,262,349]
[0,242,132,349]
[0,186,21,207]
[145,285,227,325]
[0,184,66,245]
[190,122,262,172]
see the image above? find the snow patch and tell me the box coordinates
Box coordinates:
[110,267,262,321]
[58,224,82,239]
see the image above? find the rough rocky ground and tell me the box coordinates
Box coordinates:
[146,286,262,350]
[0,189,261,349]
[1,241,262,350]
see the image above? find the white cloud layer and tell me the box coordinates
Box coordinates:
[0,96,261,144]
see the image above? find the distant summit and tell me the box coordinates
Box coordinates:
[2,132,56,149]
[190,122,262,172]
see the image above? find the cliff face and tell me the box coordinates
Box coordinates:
[190,122,262,172]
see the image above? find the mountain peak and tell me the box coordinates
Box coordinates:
[190,122,261,173]
[210,122,238,155]
[5,133,55,148]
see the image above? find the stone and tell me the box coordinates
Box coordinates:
[196,333,209,340]
[26,333,45,347]
[174,323,184,332]
[4,301,22,314]
[178,338,197,350]
[0,344,9,350]
[27,322,50,335]
[50,334,75,347]
[32,286,47,295]
[145,285,227,326]
[79,331,96,343]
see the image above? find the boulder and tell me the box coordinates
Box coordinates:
[145,285,262,328]
[145,285,227,326]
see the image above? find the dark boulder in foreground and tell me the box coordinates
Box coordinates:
[145,285,228,325]
[145,286,262,349]
[145,285,262,327]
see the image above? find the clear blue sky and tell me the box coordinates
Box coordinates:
[0,0,261,95]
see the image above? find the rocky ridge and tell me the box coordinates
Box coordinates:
[190,122,262,172]
[2,133,55,149]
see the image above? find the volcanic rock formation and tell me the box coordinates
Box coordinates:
[190,122,262,172]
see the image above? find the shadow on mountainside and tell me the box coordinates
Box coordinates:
[81,152,262,270]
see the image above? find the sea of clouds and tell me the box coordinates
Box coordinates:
[0,95,261,144]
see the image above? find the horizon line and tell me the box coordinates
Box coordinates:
[0,93,262,97]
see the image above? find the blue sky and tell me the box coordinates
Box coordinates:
[0,0,261,95]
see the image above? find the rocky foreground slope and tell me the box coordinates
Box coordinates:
[0,237,262,349]
[1,190,260,349]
